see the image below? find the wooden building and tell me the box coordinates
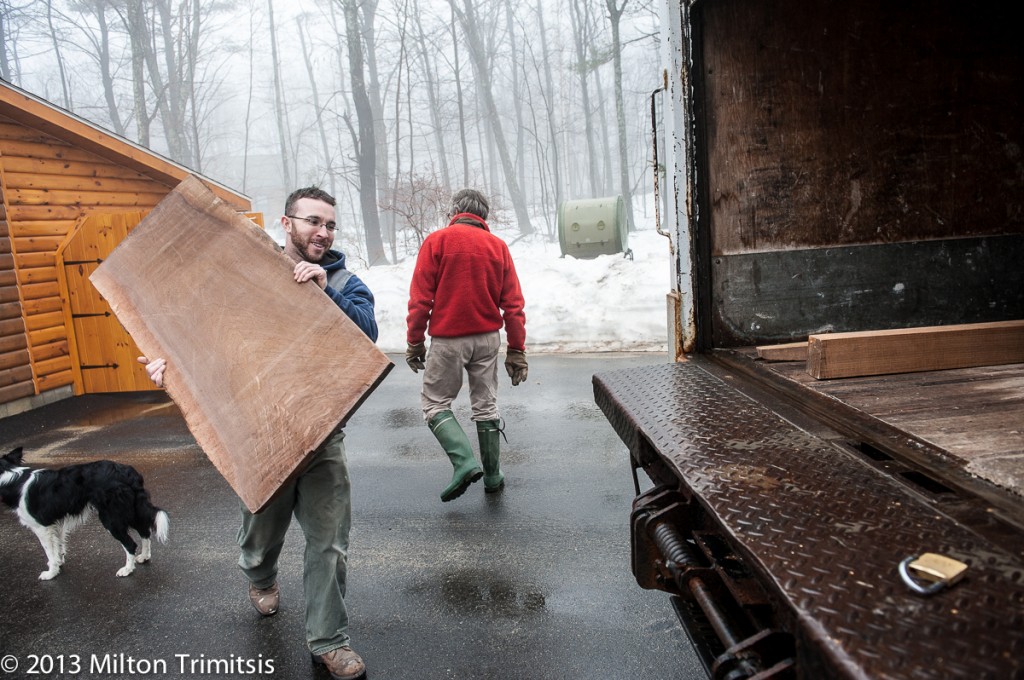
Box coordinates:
[0,81,256,417]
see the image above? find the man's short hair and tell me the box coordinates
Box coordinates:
[285,186,336,215]
[449,188,489,220]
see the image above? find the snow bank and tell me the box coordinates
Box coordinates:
[357,222,671,355]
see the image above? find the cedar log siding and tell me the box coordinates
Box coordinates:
[0,176,34,404]
[0,114,172,400]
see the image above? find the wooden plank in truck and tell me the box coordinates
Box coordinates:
[807,320,1024,379]
[755,341,807,362]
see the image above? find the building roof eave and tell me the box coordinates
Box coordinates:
[0,80,251,211]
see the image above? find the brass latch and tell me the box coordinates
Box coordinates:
[898,553,968,595]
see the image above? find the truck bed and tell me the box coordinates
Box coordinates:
[713,350,1024,533]
[593,356,1024,679]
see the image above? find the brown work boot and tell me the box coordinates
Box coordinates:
[248,582,279,616]
[312,646,366,680]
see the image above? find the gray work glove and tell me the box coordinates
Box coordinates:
[505,349,528,386]
[406,342,426,372]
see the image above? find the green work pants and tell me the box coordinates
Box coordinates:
[237,430,351,656]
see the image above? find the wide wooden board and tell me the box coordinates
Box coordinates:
[90,176,392,512]
[807,320,1024,379]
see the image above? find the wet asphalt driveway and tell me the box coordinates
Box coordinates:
[0,353,700,680]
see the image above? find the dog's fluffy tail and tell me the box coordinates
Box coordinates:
[154,510,170,543]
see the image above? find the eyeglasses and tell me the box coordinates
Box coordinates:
[287,214,337,232]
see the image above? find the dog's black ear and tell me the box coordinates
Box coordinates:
[4,447,24,465]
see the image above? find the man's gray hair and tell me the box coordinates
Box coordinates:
[449,188,489,220]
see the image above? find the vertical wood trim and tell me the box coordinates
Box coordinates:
[55,214,87,395]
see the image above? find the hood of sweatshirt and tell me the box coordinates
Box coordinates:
[320,249,347,271]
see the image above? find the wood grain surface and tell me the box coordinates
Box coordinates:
[807,321,1024,379]
[90,176,392,511]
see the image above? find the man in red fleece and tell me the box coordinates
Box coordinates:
[406,188,527,502]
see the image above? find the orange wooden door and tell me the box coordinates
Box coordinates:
[57,211,156,393]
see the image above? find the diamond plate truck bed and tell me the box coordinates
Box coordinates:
[594,359,1024,680]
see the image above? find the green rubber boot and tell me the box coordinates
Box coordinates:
[429,410,483,502]
[477,419,505,493]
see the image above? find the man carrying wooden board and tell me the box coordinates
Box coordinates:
[140,187,377,680]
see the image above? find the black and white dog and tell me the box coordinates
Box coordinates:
[0,447,169,580]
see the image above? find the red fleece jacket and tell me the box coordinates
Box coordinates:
[406,213,526,351]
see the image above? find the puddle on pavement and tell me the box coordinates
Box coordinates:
[382,407,423,428]
[410,567,546,618]
[395,441,434,460]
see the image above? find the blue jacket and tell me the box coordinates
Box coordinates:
[321,249,378,342]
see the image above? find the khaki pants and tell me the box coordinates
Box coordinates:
[421,332,500,422]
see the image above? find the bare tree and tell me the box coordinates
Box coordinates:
[387,0,413,263]
[525,0,562,232]
[384,173,449,251]
[183,0,205,172]
[297,14,337,196]
[356,0,393,248]
[116,1,156,148]
[137,5,176,152]
[9,0,660,254]
[241,0,259,193]
[104,0,225,168]
[449,0,533,236]
[412,0,451,192]
[152,0,193,165]
[44,0,71,108]
[592,61,615,195]
[61,0,126,135]
[504,0,525,196]
[605,0,636,230]
[568,0,600,197]
[326,0,362,225]
[0,1,17,81]
[340,0,387,265]
[267,0,292,189]
[449,5,470,186]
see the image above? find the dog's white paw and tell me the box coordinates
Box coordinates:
[116,565,135,577]
[135,554,150,564]
[39,569,59,580]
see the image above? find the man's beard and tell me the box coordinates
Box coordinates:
[294,232,329,263]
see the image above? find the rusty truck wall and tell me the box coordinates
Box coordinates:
[689,0,1024,347]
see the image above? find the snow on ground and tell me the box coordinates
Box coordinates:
[357,208,671,355]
